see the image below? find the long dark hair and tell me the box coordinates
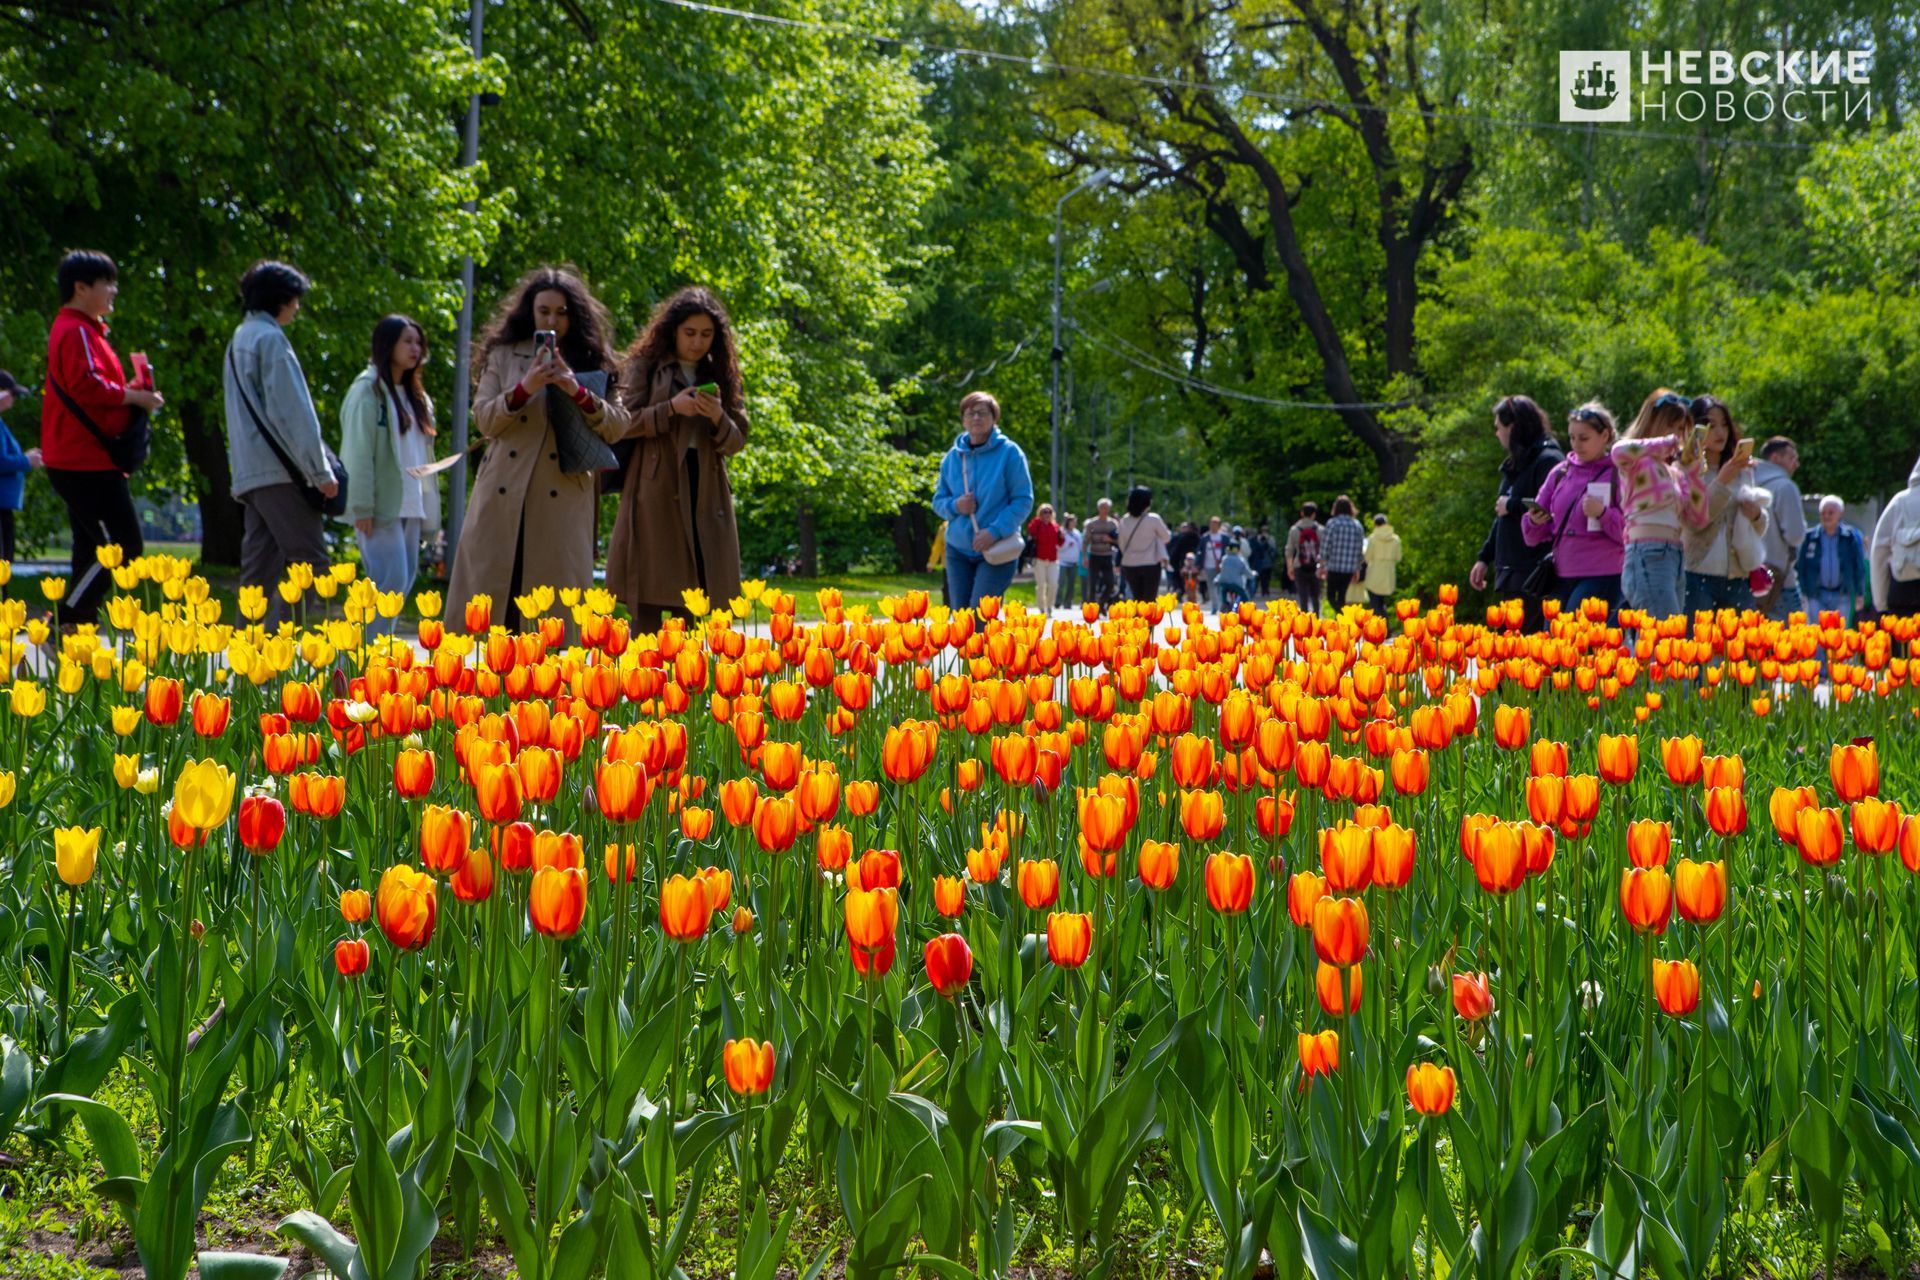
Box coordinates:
[1494,395,1549,460]
[1125,485,1153,518]
[1690,393,1741,470]
[370,314,434,436]
[475,265,618,381]
[621,286,744,414]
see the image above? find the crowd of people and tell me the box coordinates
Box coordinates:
[12,251,749,634]
[1468,390,1920,629]
[11,250,1920,631]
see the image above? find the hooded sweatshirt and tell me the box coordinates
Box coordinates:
[931,426,1035,552]
[1751,457,1805,579]
[1522,452,1625,577]
[1870,455,1920,611]
[1362,524,1401,596]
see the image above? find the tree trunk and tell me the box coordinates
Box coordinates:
[795,498,818,578]
[892,505,931,574]
[180,396,243,568]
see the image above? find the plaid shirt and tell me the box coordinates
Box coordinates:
[1322,515,1365,573]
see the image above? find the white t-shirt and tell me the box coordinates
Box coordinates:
[1059,529,1083,567]
[388,387,431,521]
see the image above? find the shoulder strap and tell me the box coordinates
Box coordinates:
[47,375,117,452]
[228,345,306,483]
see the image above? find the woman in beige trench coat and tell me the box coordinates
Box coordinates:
[447,267,631,631]
[608,287,748,631]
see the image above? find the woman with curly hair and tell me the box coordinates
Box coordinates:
[447,265,631,630]
[608,286,748,631]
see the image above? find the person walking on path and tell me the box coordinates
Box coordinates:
[1798,495,1868,622]
[1872,455,1920,619]
[930,391,1034,609]
[1753,436,1805,618]
[0,371,44,564]
[1321,497,1365,610]
[1248,526,1276,601]
[1057,514,1082,609]
[41,250,162,628]
[339,314,440,637]
[1361,513,1400,611]
[1471,395,1563,631]
[1028,503,1061,613]
[1116,485,1171,603]
[225,261,342,624]
[1082,498,1120,610]
[1286,502,1324,615]
[1521,401,1625,615]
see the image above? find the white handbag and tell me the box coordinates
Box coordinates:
[961,452,1026,564]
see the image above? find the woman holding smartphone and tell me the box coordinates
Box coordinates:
[1610,389,1709,620]
[1681,394,1770,612]
[447,265,630,631]
[608,286,748,631]
[1469,395,1563,630]
[340,315,439,636]
[1522,401,1625,614]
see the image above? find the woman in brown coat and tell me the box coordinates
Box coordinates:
[447,266,631,630]
[608,287,748,631]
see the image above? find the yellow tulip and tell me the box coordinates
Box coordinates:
[0,561,10,586]
[742,578,767,601]
[0,771,15,809]
[25,619,49,645]
[377,590,404,619]
[90,647,116,681]
[119,660,146,693]
[312,576,339,600]
[278,580,303,605]
[238,586,268,621]
[330,562,357,584]
[56,659,85,695]
[55,826,101,887]
[95,543,125,569]
[40,577,67,603]
[113,754,142,790]
[111,565,140,591]
[110,704,142,735]
[173,759,238,831]
[9,682,46,718]
[182,576,210,605]
[414,590,443,619]
[135,768,160,795]
[682,588,711,618]
[287,563,315,590]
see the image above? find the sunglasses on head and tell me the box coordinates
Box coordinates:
[1570,408,1607,426]
[1653,392,1688,411]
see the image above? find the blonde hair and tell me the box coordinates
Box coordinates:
[1624,388,1691,441]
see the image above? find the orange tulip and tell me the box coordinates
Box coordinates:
[1389,748,1429,796]
[1626,819,1671,869]
[1319,823,1373,893]
[418,805,472,875]
[1619,865,1673,934]
[1312,895,1369,967]
[1851,798,1901,854]
[719,776,759,826]
[1492,704,1530,750]
[845,779,879,816]
[1046,911,1093,967]
[597,760,652,823]
[933,874,966,918]
[1528,738,1568,778]
[1372,824,1416,890]
[1179,789,1225,842]
[191,692,230,738]
[340,888,372,924]
[1899,815,1920,874]
[1660,735,1703,785]
[1794,805,1845,866]
[1205,851,1255,914]
[796,763,841,823]
[1563,774,1601,824]
[1298,1029,1340,1079]
[1452,971,1493,1021]
[844,885,899,949]
[1525,774,1566,827]
[144,677,184,726]
[1472,822,1527,895]
[1830,741,1880,802]
[1519,822,1555,875]
[474,762,524,824]
[1769,785,1819,844]
[517,747,563,805]
[1017,858,1060,909]
[660,874,713,941]
[697,865,734,912]
[848,848,900,893]
[816,824,853,872]
[1316,961,1363,1015]
[723,1038,775,1094]
[1597,733,1639,785]
[760,740,803,793]
[924,933,973,997]
[394,748,435,799]
[1137,840,1180,891]
[375,864,436,950]
[881,721,936,784]
[1652,957,1700,1016]
[681,805,715,841]
[1079,790,1131,853]
[529,827,577,873]
[1701,754,1744,791]
[334,937,371,979]
[529,865,587,938]
[1287,871,1326,927]
[1705,787,1747,838]
[1673,858,1726,923]
[451,846,495,903]
[751,795,799,853]
[1255,794,1296,839]
[1170,733,1214,789]
[1406,1062,1456,1115]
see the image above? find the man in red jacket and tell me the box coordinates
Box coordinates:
[41,250,164,626]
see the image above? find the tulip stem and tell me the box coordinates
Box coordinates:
[53,885,77,1062]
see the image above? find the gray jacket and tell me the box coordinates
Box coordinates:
[1751,458,1805,583]
[224,312,334,499]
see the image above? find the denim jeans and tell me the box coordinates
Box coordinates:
[357,517,421,638]
[1622,541,1683,619]
[946,543,1018,609]
[1684,571,1755,614]
[1807,587,1855,622]
[1556,573,1621,618]
[1058,564,1079,607]
[1763,577,1803,621]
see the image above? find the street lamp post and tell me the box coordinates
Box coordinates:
[445,0,485,568]
[1051,169,1112,513]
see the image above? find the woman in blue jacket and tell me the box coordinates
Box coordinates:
[930,391,1034,609]
[1796,494,1869,622]
[0,371,45,563]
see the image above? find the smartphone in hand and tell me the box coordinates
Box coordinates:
[1732,437,1754,464]
[696,382,719,396]
[131,352,152,389]
[533,330,558,356]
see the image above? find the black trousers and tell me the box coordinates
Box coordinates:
[1326,570,1354,610]
[47,467,143,627]
[1122,563,1161,602]
[1086,554,1117,607]
[0,510,14,564]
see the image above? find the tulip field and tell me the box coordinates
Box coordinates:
[7,566,1920,1280]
